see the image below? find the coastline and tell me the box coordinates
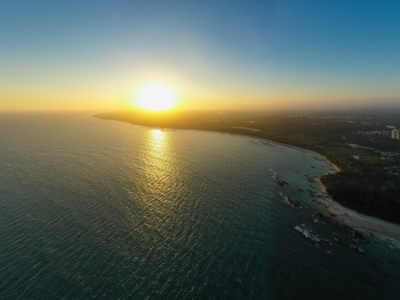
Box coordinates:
[96,116,400,242]
[277,139,400,242]
[258,139,400,242]
[315,177,400,242]
[302,147,400,242]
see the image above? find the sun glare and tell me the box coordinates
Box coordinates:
[136,83,178,112]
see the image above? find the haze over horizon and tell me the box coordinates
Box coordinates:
[1,0,400,111]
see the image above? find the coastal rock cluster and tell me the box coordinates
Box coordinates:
[269,165,371,256]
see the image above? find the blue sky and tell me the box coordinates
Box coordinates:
[1,0,400,110]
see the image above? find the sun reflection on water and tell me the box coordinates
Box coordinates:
[139,129,180,214]
[150,129,166,153]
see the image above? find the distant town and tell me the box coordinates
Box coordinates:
[391,127,400,140]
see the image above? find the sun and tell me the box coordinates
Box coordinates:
[136,83,178,112]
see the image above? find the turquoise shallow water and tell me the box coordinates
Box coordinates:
[0,113,399,299]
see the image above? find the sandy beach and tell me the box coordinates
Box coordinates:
[292,147,400,243]
[259,138,400,242]
[314,165,400,243]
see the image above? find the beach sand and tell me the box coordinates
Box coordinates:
[258,138,400,242]
[315,165,400,243]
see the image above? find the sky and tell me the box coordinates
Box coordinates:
[1,0,400,111]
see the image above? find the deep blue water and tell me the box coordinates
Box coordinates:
[0,113,399,299]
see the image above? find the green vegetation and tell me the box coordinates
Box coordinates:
[96,110,400,223]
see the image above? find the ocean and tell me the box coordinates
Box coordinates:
[0,113,399,299]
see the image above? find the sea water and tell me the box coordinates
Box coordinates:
[0,113,399,299]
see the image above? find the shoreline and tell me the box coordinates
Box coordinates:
[290,143,400,242]
[97,116,400,241]
[258,138,400,242]
[308,150,400,242]
[315,177,400,242]
[276,137,400,242]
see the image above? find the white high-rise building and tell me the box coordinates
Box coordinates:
[391,129,400,140]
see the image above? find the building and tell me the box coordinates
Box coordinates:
[391,129,400,140]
